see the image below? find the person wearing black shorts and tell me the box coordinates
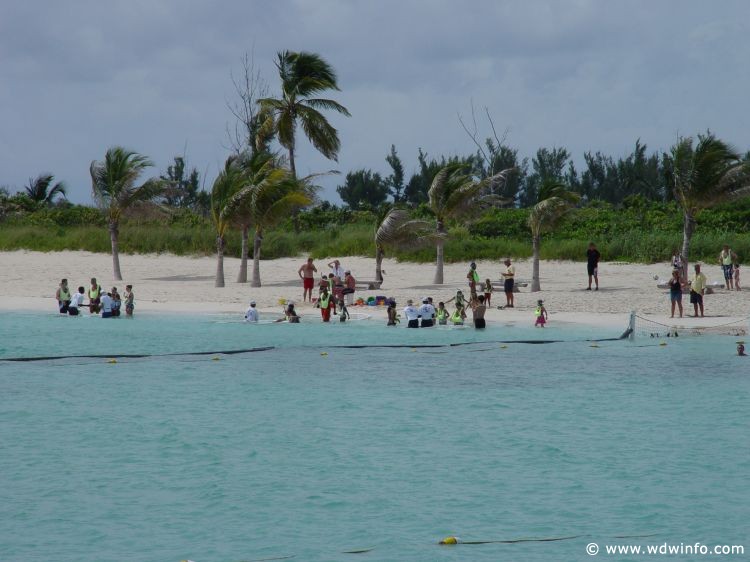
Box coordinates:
[586,242,600,290]
[501,258,515,307]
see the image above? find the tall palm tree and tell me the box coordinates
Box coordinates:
[427,164,510,284]
[90,147,164,281]
[671,133,750,267]
[374,208,432,283]
[25,174,67,205]
[226,156,315,287]
[528,180,580,292]
[259,50,350,178]
[211,157,246,288]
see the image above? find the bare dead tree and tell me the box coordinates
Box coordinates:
[458,100,509,176]
[224,50,270,154]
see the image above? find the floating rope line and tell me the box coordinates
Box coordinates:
[0,346,275,363]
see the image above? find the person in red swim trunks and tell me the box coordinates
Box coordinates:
[298,257,317,302]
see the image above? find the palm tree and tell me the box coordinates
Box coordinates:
[528,180,580,292]
[374,208,432,283]
[211,157,246,288]
[25,174,67,205]
[427,164,510,284]
[226,155,315,287]
[671,133,750,267]
[259,50,350,178]
[90,147,164,281]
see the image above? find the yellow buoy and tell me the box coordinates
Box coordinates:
[500,345,508,349]
[107,358,117,364]
[589,344,599,348]
[320,351,328,356]
[440,536,459,545]
[212,356,221,361]
[659,341,667,346]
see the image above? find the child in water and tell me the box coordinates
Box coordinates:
[445,289,467,320]
[338,298,350,322]
[387,300,399,326]
[124,285,135,316]
[534,299,548,327]
[450,306,464,326]
[436,302,448,325]
[483,279,493,307]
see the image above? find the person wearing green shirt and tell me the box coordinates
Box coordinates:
[689,264,707,318]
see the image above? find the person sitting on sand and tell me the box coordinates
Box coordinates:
[111,287,121,317]
[403,299,420,328]
[436,302,448,325]
[124,285,135,316]
[418,297,435,328]
[471,294,487,329]
[387,300,399,326]
[88,278,102,314]
[56,278,71,314]
[534,299,548,327]
[245,300,259,322]
[319,287,334,322]
[68,286,85,316]
[298,257,317,303]
[100,291,114,318]
[338,298,350,323]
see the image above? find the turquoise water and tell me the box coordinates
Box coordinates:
[1,313,748,561]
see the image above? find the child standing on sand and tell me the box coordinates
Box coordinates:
[534,300,548,327]
[483,279,493,307]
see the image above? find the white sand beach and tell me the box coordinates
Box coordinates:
[1,250,748,329]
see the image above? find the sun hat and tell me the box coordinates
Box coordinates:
[422,297,429,303]
[250,301,256,306]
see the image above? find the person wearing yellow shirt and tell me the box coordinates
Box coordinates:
[689,263,707,318]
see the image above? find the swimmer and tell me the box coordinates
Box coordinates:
[738,343,746,356]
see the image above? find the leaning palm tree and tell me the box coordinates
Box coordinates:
[25,174,67,205]
[259,50,350,178]
[427,164,510,284]
[671,133,750,268]
[528,180,580,292]
[211,157,246,288]
[374,207,433,283]
[225,158,315,287]
[90,147,164,281]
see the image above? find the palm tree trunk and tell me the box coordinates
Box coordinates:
[109,220,123,281]
[681,210,696,276]
[215,235,226,288]
[251,228,262,288]
[288,144,296,179]
[375,246,384,282]
[531,234,541,292]
[237,224,249,283]
[433,221,445,284]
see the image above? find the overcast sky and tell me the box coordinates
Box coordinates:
[1,0,748,203]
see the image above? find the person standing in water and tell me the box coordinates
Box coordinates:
[88,278,102,314]
[471,294,487,329]
[445,289,467,320]
[338,298,350,322]
[298,257,317,302]
[56,279,71,314]
[244,300,259,322]
[100,291,114,318]
[124,285,135,316]
[403,299,420,328]
[418,297,435,328]
[319,287,334,322]
[68,286,85,316]
[436,302,448,325]
[387,300,399,326]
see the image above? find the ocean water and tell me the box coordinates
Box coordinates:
[1,312,748,562]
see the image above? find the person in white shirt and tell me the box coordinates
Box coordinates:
[68,286,85,316]
[403,299,420,328]
[100,292,114,318]
[328,259,345,280]
[417,297,435,327]
[245,301,259,322]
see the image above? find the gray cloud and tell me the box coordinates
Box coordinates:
[1,0,748,202]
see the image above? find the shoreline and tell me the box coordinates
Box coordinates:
[0,250,748,331]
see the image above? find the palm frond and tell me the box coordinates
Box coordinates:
[297,105,341,161]
[375,208,436,251]
[303,98,351,116]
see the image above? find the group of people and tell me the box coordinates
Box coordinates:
[667,244,741,318]
[298,258,357,305]
[55,278,134,318]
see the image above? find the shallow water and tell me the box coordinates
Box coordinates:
[1,313,748,561]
